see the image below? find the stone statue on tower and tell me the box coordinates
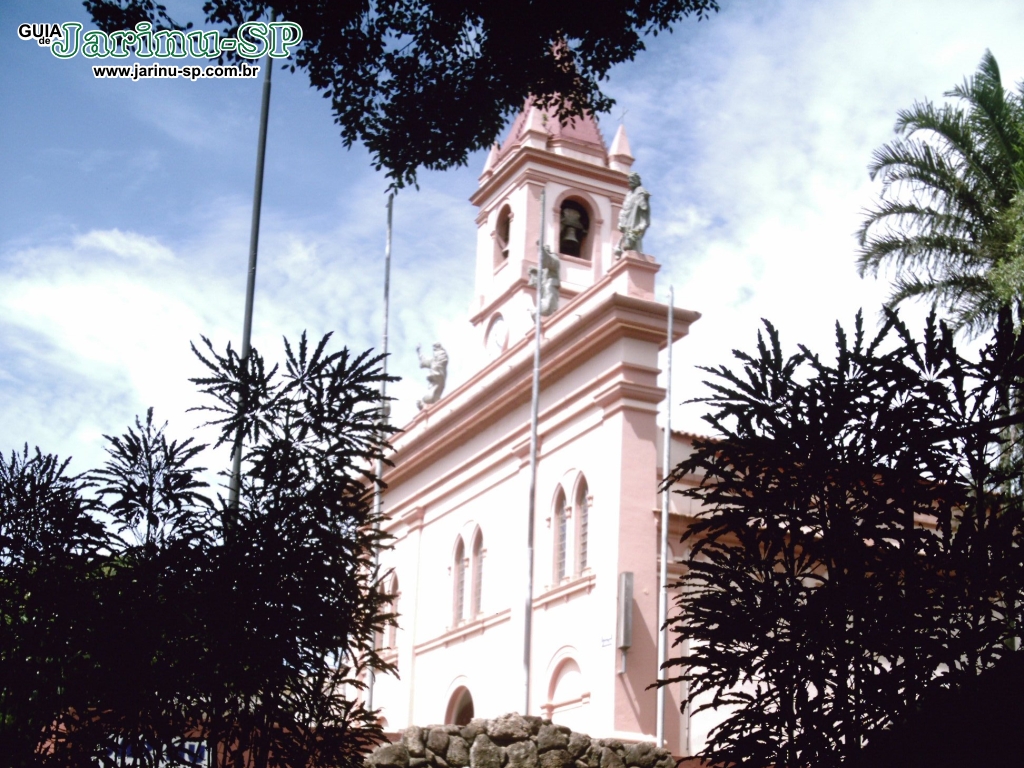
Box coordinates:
[528,245,561,319]
[415,342,448,410]
[615,172,651,257]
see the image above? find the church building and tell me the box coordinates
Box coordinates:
[372,101,704,757]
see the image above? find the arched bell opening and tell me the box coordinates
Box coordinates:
[558,199,591,259]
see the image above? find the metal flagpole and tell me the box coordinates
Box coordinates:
[367,193,393,712]
[656,286,674,748]
[227,45,273,524]
[524,190,546,715]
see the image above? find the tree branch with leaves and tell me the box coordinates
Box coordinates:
[662,311,1024,768]
[82,0,719,188]
[0,332,397,768]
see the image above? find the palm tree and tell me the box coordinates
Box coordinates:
[857,50,1024,336]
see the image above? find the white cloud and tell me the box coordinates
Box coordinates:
[0,169,481,469]
[0,229,236,472]
[74,228,175,263]
[597,0,1024,435]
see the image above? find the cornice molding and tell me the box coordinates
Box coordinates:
[471,147,630,208]
[385,286,699,490]
[413,608,512,655]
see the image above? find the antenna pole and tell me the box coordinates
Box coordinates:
[524,190,546,715]
[227,46,273,526]
[656,286,674,748]
[367,193,393,712]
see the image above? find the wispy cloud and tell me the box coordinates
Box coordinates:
[74,228,176,263]
[0,227,235,471]
[599,0,1024,434]
[0,173,480,470]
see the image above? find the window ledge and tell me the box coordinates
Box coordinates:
[535,572,596,609]
[559,253,592,266]
[414,608,512,655]
[541,692,592,718]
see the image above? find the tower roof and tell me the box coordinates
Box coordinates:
[491,99,608,169]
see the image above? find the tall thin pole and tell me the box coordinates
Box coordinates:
[524,191,546,715]
[227,48,273,521]
[656,286,674,748]
[367,193,393,712]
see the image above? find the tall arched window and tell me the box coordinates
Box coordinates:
[454,537,467,623]
[472,531,484,617]
[553,489,568,582]
[576,480,590,574]
[373,595,385,650]
[387,575,400,648]
[494,204,512,267]
[374,575,399,650]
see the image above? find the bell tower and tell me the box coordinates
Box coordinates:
[374,94,701,754]
[468,102,638,360]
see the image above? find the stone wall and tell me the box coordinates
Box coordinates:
[366,714,677,768]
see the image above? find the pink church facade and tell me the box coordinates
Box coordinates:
[372,103,707,757]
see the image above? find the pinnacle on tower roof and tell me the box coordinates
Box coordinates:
[480,143,500,179]
[521,102,549,148]
[609,123,634,173]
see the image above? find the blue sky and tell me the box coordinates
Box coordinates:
[2,0,1023,477]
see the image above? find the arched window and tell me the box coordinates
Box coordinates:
[445,686,475,726]
[549,658,583,706]
[553,489,568,582]
[472,531,484,617]
[387,575,400,648]
[454,537,467,623]
[374,604,385,650]
[576,480,590,574]
[374,575,399,650]
[544,655,590,731]
[494,205,512,267]
[558,200,590,259]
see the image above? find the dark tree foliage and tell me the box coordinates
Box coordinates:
[0,333,395,768]
[0,449,107,764]
[82,0,719,188]
[844,649,1024,768]
[663,311,1024,768]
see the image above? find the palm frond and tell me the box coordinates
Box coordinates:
[859,51,1024,333]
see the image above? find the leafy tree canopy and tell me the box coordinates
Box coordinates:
[0,332,395,768]
[82,0,719,188]
[663,310,1024,768]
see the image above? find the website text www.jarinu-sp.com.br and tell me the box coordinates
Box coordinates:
[92,62,261,81]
